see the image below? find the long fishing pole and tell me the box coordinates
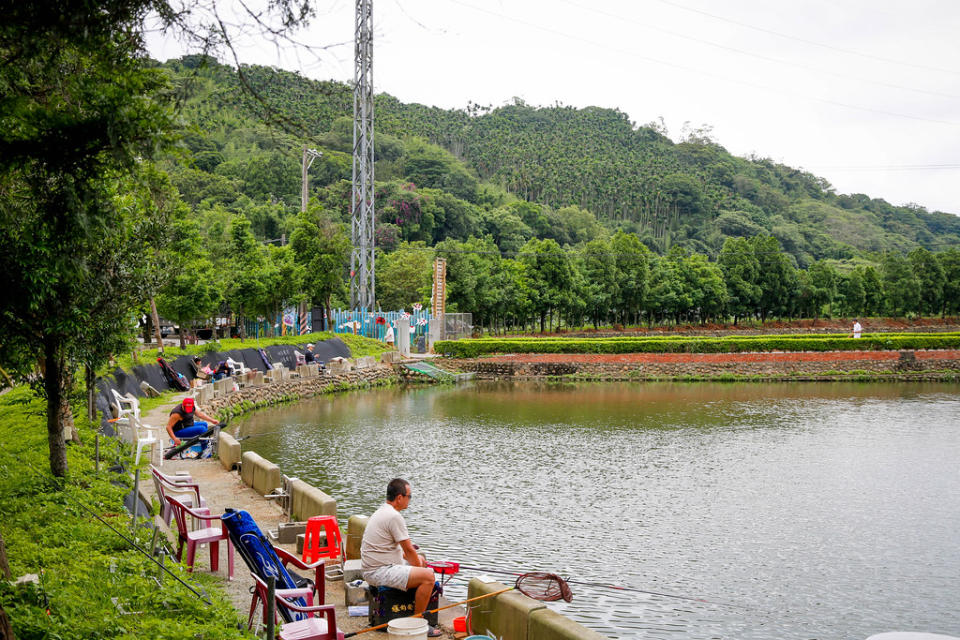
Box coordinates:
[24,464,212,604]
[456,564,740,608]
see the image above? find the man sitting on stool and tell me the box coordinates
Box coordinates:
[361,478,440,637]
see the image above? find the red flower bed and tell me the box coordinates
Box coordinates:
[483,350,960,365]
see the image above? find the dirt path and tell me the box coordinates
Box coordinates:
[140,396,460,638]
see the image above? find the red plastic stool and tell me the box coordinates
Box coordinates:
[302,515,342,564]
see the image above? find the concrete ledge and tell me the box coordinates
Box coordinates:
[491,590,546,640]
[467,578,510,638]
[241,451,281,496]
[529,607,607,640]
[355,356,377,369]
[380,351,403,364]
[346,515,369,560]
[327,359,353,374]
[290,478,337,520]
[218,432,241,471]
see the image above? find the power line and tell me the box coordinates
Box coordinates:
[560,0,960,102]
[656,0,960,78]
[804,163,960,172]
[446,0,960,127]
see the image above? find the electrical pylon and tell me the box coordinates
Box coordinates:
[350,0,375,310]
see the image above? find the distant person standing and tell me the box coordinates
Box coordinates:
[385,323,395,348]
[851,319,862,339]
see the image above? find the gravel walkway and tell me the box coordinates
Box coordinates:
[140,395,459,639]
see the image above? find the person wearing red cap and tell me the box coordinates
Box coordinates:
[165,397,219,446]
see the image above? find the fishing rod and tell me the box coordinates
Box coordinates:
[456,564,742,608]
[23,463,212,604]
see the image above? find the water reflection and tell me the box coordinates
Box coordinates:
[233,381,960,639]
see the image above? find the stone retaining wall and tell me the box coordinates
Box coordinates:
[445,351,960,381]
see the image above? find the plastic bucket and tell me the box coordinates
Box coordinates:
[387,617,429,640]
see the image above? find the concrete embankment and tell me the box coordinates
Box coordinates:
[444,349,960,381]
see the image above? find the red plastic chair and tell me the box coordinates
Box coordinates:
[301,516,342,566]
[249,573,344,640]
[165,495,234,580]
[248,545,328,629]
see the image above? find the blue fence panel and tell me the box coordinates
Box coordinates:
[329,308,431,345]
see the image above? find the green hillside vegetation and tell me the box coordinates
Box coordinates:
[144,56,960,334]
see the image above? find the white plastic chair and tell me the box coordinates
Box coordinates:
[131,415,162,467]
[225,357,250,376]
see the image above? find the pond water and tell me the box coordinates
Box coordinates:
[231,381,960,639]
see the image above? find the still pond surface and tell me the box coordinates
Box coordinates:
[232,381,960,639]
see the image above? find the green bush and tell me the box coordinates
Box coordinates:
[435,334,960,358]
[0,387,251,639]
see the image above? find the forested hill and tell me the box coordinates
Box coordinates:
[158,56,960,266]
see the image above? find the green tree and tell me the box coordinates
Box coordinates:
[225,215,267,340]
[938,249,960,316]
[0,22,174,475]
[520,238,573,332]
[436,236,500,330]
[376,242,434,311]
[718,237,761,324]
[752,236,797,322]
[860,265,884,316]
[835,269,866,318]
[610,231,649,326]
[881,252,921,317]
[908,247,945,316]
[805,261,838,322]
[290,205,351,327]
[684,252,727,323]
[156,217,223,347]
[580,237,618,328]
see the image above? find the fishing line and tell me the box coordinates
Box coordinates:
[456,564,745,608]
[22,462,212,605]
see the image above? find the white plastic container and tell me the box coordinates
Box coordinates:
[387,616,429,640]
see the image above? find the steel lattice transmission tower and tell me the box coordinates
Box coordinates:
[350,0,376,310]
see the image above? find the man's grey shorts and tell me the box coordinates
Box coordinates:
[363,564,412,590]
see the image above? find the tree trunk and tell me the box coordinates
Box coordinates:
[60,368,80,444]
[85,364,95,423]
[0,531,10,580]
[149,297,163,354]
[239,308,246,341]
[178,322,186,349]
[0,605,14,640]
[143,312,151,345]
[44,338,68,477]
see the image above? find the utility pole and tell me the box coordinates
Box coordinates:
[351,0,376,310]
[300,146,322,334]
[301,146,322,212]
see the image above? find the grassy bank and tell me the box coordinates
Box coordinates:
[0,387,250,639]
[116,331,389,372]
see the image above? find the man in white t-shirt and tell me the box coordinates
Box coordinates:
[361,478,439,636]
[852,319,862,339]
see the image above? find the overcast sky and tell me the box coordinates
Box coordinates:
[148,0,960,214]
